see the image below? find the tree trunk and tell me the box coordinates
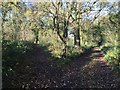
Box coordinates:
[53,16,56,31]
[35,30,39,44]
[74,28,80,47]
[74,33,77,46]
[1,20,4,40]
[76,28,80,46]
[2,16,5,40]
[63,19,68,38]
[56,7,67,57]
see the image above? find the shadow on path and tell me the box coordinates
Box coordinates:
[80,47,118,88]
[3,46,119,88]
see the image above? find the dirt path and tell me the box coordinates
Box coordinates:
[3,46,119,88]
[79,47,119,88]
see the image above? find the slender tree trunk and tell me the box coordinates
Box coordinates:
[74,33,77,46]
[63,19,68,38]
[1,19,4,40]
[2,16,5,40]
[74,2,82,47]
[74,28,80,47]
[53,16,56,31]
[35,30,39,44]
[56,4,67,57]
[76,28,80,46]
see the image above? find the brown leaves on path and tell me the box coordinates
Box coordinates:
[2,46,119,88]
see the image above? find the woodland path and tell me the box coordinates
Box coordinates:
[3,46,119,89]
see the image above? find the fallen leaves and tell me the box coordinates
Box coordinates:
[3,47,119,88]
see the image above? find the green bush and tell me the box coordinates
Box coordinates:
[66,46,84,57]
[2,40,36,78]
[103,46,120,71]
[51,46,86,67]
[105,50,118,61]
[2,40,34,60]
[101,46,113,54]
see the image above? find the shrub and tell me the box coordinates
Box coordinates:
[2,40,35,79]
[103,46,120,71]
[2,40,34,61]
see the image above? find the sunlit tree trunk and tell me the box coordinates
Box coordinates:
[73,3,81,47]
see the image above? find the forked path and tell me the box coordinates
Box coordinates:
[4,46,119,88]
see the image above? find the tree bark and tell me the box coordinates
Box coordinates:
[74,33,77,46]
[76,28,80,46]
[74,28,80,47]
[63,19,68,38]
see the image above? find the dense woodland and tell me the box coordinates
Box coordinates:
[1,0,120,89]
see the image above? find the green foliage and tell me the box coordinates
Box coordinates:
[101,46,112,54]
[2,40,33,68]
[66,46,84,57]
[101,46,120,71]
[2,40,34,78]
[2,40,35,80]
[2,40,34,61]
[39,30,64,58]
[105,49,118,61]
[51,46,86,67]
